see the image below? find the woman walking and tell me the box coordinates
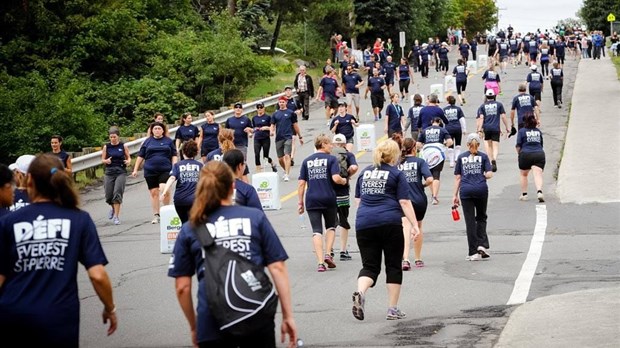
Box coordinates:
[550,62,564,108]
[417,117,453,205]
[453,59,470,105]
[516,113,546,203]
[252,102,274,172]
[222,149,263,210]
[101,127,131,225]
[199,111,220,163]
[50,135,72,174]
[175,112,200,160]
[167,161,297,347]
[443,96,467,168]
[161,140,203,223]
[0,154,118,346]
[132,122,178,224]
[398,137,433,270]
[452,133,494,261]
[384,93,405,137]
[396,57,414,101]
[351,139,420,321]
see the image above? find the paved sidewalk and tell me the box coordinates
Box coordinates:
[556,55,620,203]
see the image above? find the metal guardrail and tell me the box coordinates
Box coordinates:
[71,91,291,173]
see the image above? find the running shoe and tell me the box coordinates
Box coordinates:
[151,214,160,224]
[324,254,336,268]
[340,250,352,261]
[537,192,545,203]
[386,307,407,320]
[466,253,482,261]
[352,291,365,320]
[113,216,121,225]
[432,196,439,205]
[108,208,114,220]
[290,159,295,167]
[477,246,490,259]
[402,259,411,271]
[414,260,425,268]
[519,194,529,201]
[317,263,327,272]
[283,174,289,182]
[491,160,497,172]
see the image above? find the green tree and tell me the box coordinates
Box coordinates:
[579,0,620,35]
[459,0,497,37]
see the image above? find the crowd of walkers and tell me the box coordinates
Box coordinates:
[0,22,611,347]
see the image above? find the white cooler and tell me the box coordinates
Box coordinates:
[478,54,488,69]
[160,205,181,254]
[430,84,443,100]
[252,172,281,210]
[356,124,376,152]
[467,60,478,71]
[444,75,457,92]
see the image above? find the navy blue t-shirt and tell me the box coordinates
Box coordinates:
[398,64,411,80]
[459,43,470,56]
[234,178,263,211]
[225,115,251,148]
[418,125,451,144]
[398,156,432,206]
[550,68,563,82]
[252,114,272,141]
[0,202,108,345]
[104,142,127,173]
[438,47,449,60]
[170,159,203,206]
[383,62,396,79]
[555,42,566,56]
[482,69,501,82]
[206,148,223,162]
[443,105,465,133]
[408,105,423,129]
[417,105,448,130]
[175,124,199,142]
[320,76,338,97]
[477,101,506,131]
[271,109,297,141]
[516,127,544,153]
[368,76,385,94]
[419,48,430,61]
[168,205,288,343]
[511,93,537,126]
[342,73,363,94]
[9,188,29,212]
[200,122,220,154]
[355,163,410,230]
[454,151,492,199]
[386,103,404,132]
[453,65,468,82]
[298,152,340,210]
[139,136,177,176]
[52,150,70,169]
[330,114,357,139]
[527,72,543,91]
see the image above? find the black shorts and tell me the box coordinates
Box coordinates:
[518,151,546,170]
[307,208,337,234]
[456,81,467,94]
[430,161,444,180]
[530,90,542,101]
[336,206,351,229]
[370,93,385,109]
[145,172,170,190]
[449,131,462,147]
[412,200,427,221]
[324,95,338,109]
[483,130,500,142]
[399,80,410,93]
[385,76,394,85]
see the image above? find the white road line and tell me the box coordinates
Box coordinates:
[506,204,548,305]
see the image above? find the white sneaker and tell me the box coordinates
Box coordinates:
[283,174,290,182]
[519,194,528,201]
[151,215,160,224]
[466,253,482,261]
[537,192,545,203]
[477,246,490,259]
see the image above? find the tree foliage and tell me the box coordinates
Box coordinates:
[579,0,620,35]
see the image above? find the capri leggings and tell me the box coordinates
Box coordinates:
[356,224,404,286]
[399,79,410,95]
[253,137,271,166]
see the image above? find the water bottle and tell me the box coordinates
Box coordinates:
[296,338,304,347]
[299,214,306,229]
[451,205,460,221]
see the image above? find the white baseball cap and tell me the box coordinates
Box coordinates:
[485,89,496,97]
[530,64,538,70]
[15,154,35,174]
[332,134,346,144]
[8,163,18,171]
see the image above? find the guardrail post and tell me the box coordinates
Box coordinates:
[82,147,98,179]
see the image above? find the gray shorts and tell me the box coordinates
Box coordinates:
[346,93,360,108]
[276,139,293,158]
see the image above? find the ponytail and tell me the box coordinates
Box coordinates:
[189,161,234,226]
[29,154,79,209]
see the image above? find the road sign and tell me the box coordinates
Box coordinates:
[608,13,616,22]
[399,31,406,48]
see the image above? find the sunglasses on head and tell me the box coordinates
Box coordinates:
[234,106,242,109]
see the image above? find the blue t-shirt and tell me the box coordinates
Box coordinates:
[368,76,385,94]
[342,73,363,94]
[170,159,203,206]
[550,68,563,82]
[443,105,465,133]
[225,116,251,148]
[398,64,411,80]
[498,42,509,56]
[453,65,468,82]
[52,150,70,169]
[454,151,492,199]
[0,202,108,346]
[104,142,127,173]
[330,114,357,139]
[320,76,338,97]
[477,101,506,131]
[529,41,538,54]
[139,136,177,176]
[382,62,396,79]
[9,188,29,212]
[418,125,451,144]
[509,39,518,51]
[167,205,288,343]
[355,163,410,230]
[527,72,543,91]
[419,48,430,61]
[252,114,272,141]
[482,69,501,82]
[438,47,449,60]
[459,43,470,56]
[386,103,404,132]
[286,98,298,112]
[408,105,423,129]
[516,127,544,153]
[511,93,537,126]
[417,105,448,130]
[234,178,263,211]
[206,148,223,162]
[271,109,297,141]
[200,122,220,153]
[298,152,340,210]
[555,42,566,56]
[175,124,200,142]
[470,40,478,50]
[540,48,550,62]
[398,156,432,206]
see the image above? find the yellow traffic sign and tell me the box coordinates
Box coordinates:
[608,13,616,22]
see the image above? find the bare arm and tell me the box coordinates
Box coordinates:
[453,174,461,206]
[123,144,131,166]
[175,276,198,347]
[132,156,144,177]
[399,199,420,240]
[297,180,306,214]
[87,264,117,336]
[267,261,298,348]
[331,174,346,186]
[161,175,178,200]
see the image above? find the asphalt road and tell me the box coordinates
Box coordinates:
[77,49,620,347]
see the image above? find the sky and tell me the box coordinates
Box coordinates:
[495,0,584,34]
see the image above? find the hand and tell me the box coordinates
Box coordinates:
[161,191,169,200]
[123,159,131,165]
[453,196,460,206]
[297,204,304,215]
[131,171,138,178]
[103,157,112,165]
[411,225,421,241]
[334,120,340,125]
[280,317,298,348]
[102,307,118,336]
[299,137,304,145]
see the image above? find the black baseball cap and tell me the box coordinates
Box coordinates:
[234,102,243,108]
[256,102,265,109]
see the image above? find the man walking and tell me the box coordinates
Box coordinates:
[294,65,314,121]
[271,96,304,182]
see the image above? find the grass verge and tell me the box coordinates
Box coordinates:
[612,55,620,80]
[246,63,324,99]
